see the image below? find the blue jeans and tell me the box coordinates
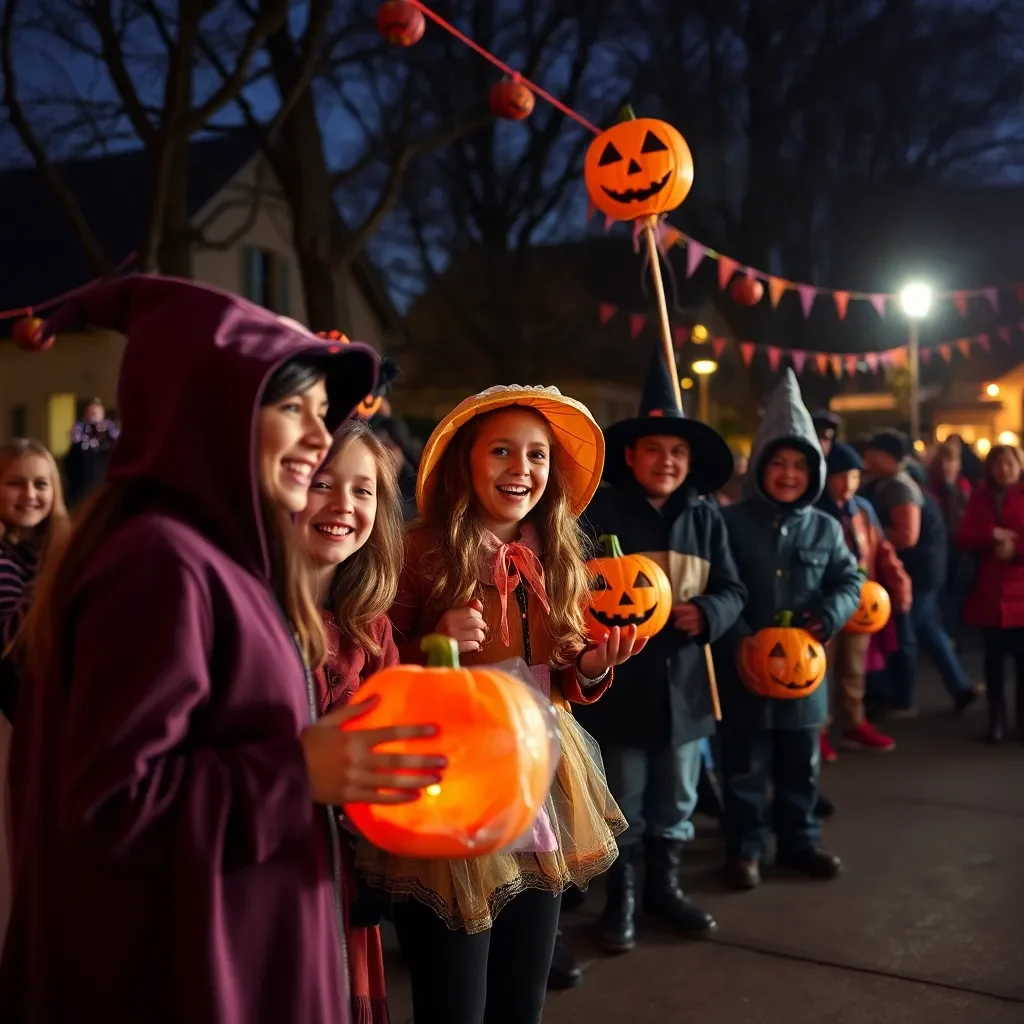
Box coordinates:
[720,727,821,860]
[603,741,703,849]
[887,588,972,709]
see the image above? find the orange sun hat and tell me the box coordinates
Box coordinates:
[416,385,605,518]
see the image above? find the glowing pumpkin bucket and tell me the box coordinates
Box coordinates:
[342,635,560,859]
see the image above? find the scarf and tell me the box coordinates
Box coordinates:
[478,523,551,647]
[816,492,862,561]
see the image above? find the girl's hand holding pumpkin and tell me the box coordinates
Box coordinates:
[300,697,447,806]
[579,624,648,678]
[436,598,488,652]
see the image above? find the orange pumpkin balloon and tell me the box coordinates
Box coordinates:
[730,276,764,307]
[584,110,693,222]
[586,534,672,643]
[742,611,826,700]
[12,316,54,352]
[376,0,425,46]
[843,573,890,635]
[490,78,535,121]
[342,635,556,859]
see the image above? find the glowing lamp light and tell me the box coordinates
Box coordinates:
[998,431,1019,446]
[691,324,709,344]
[986,383,1000,398]
[913,440,925,453]
[692,359,718,376]
[977,438,992,456]
[899,282,933,319]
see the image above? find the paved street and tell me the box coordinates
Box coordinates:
[384,654,1024,1022]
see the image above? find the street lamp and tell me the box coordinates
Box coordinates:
[899,282,933,443]
[692,359,718,424]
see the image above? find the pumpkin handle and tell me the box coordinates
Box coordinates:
[857,565,869,579]
[598,534,625,559]
[618,104,637,122]
[420,634,460,668]
[774,610,794,628]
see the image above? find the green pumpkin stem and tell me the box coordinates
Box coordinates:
[857,565,869,579]
[421,634,460,668]
[618,104,637,122]
[598,534,625,558]
[775,610,794,628]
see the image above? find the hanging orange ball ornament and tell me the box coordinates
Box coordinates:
[376,1,425,46]
[584,108,693,222]
[586,535,673,642]
[490,78,535,121]
[730,276,764,307]
[342,635,557,859]
[12,316,54,352]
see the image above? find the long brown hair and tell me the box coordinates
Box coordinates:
[319,421,404,658]
[417,407,591,666]
[0,438,71,560]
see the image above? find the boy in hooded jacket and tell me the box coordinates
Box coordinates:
[715,371,862,890]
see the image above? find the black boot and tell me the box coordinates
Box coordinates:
[546,931,582,990]
[776,847,843,879]
[598,855,637,954]
[814,793,836,819]
[987,691,1006,744]
[642,839,716,938]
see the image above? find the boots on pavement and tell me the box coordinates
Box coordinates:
[598,855,637,954]
[642,839,716,938]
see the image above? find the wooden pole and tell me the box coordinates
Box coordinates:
[642,216,683,412]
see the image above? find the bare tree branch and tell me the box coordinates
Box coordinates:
[90,0,156,145]
[192,157,268,250]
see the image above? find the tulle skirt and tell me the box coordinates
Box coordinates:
[355,706,625,935]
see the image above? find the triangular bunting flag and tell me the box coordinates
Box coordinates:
[833,291,850,320]
[830,355,842,377]
[985,287,999,312]
[954,292,968,316]
[712,337,727,360]
[890,348,908,369]
[879,351,893,367]
[603,215,616,233]
[672,324,689,348]
[599,303,617,326]
[768,277,788,308]
[997,327,1010,344]
[662,226,684,250]
[797,284,817,317]
[791,350,807,373]
[718,256,739,290]
[629,314,646,341]
[844,354,858,375]
[980,333,994,350]
[686,241,706,278]
[739,342,755,366]
[865,352,879,372]
[767,346,781,371]
[939,344,953,362]
[815,353,828,374]
[956,338,971,359]
[868,294,887,318]
[920,347,932,364]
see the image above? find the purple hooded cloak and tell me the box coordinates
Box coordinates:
[0,276,378,1023]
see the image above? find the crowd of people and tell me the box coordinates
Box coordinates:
[0,275,1019,1023]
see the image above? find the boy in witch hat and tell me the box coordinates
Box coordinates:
[577,348,746,954]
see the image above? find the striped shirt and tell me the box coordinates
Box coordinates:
[0,539,38,652]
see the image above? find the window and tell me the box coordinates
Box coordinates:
[47,393,77,458]
[242,246,290,315]
[10,404,27,439]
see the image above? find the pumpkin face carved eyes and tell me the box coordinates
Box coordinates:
[843,579,892,636]
[744,615,827,700]
[585,536,673,641]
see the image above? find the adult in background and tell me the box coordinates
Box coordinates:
[861,431,975,715]
[928,442,973,646]
[63,398,119,507]
[812,410,842,457]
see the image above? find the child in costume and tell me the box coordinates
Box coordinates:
[361,385,641,1024]
[578,350,746,953]
[716,370,861,891]
[296,418,417,1024]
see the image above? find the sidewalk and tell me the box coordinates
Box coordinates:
[383,656,1024,1022]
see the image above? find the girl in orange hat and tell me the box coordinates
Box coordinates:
[357,385,644,1024]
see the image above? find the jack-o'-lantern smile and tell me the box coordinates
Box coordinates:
[601,171,671,204]
[589,603,658,629]
[767,642,821,691]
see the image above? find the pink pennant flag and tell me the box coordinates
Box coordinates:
[739,342,755,367]
[603,215,616,234]
[844,354,858,376]
[767,346,781,371]
[833,291,850,320]
[956,338,971,359]
[797,284,817,317]
[768,277,788,308]
[712,336,727,360]
[629,314,646,341]
[985,288,999,312]
[868,294,887,318]
[790,350,807,373]
[938,344,953,362]
[920,347,932,364]
[864,352,879,373]
[599,303,617,325]
[997,327,1010,344]
[954,292,969,316]
[718,256,739,290]
[879,351,893,367]
[979,333,993,351]
[672,324,689,348]
[686,241,706,278]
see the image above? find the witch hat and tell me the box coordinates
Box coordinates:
[603,347,734,495]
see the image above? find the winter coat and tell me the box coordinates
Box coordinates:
[955,479,1024,629]
[715,372,862,731]
[576,483,746,748]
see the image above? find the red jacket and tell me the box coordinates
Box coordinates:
[956,480,1024,628]
[847,505,913,613]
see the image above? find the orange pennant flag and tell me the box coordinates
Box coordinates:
[830,355,843,378]
[957,338,972,359]
[954,292,969,317]
[768,277,788,308]
[718,256,739,290]
[889,348,908,369]
[833,291,850,320]
[815,353,828,374]
[938,344,953,362]
[844,354,858,375]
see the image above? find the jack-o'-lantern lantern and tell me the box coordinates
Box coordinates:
[586,534,672,642]
[741,611,826,700]
[12,316,54,352]
[490,78,534,121]
[376,0,425,46]
[730,276,764,307]
[342,635,557,859]
[584,108,693,222]
[843,573,890,635]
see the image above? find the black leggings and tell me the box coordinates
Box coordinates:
[981,627,1024,703]
[392,888,561,1024]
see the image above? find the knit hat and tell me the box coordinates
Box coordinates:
[826,442,864,476]
[811,408,842,433]
[865,430,907,462]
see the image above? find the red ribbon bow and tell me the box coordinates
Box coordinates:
[492,541,551,646]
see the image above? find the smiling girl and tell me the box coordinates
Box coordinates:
[359,385,642,1024]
